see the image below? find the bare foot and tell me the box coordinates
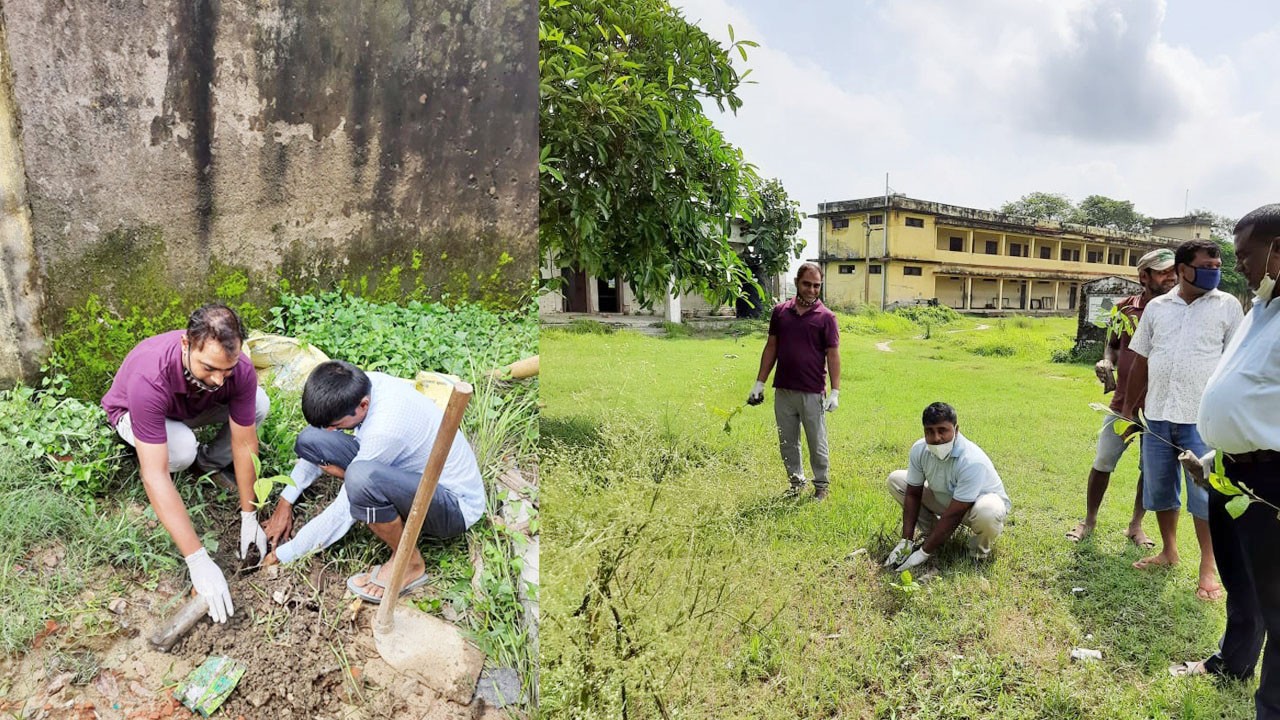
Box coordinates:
[1133,553,1178,570]
[1066,521,1094,542]
[1196,575,1224,602]
[1124,527,1155,549]
[350,554,427,600]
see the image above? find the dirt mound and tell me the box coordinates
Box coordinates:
[2,518,506,719]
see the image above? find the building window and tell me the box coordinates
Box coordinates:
[869,265,882,274]
[1061,248,1080,262]
[868,214,884,225]
[985,240,998,254]
[905,217,924,228]
[1087,250,1102,263]
[1108,251,1124,265]
[1009,242,1028,257]
[1039,246,1051,259]
[832,217,850,230]
[903,266,922,276]
[1129,254,1139,266]
[839,264,854,274]
[949,236,964,251]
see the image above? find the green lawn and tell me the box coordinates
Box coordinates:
[540,312,1253,719]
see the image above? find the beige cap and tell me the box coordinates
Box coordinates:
[1137,248,1175,272]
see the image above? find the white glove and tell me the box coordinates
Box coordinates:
[185,547,233,623]
[747,381,766,406]
[895,548,931,574]
[240,511,267,561]
[884,538,913,568]
[824,389,839,412]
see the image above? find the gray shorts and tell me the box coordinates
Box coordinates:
[1093,413,1137,473]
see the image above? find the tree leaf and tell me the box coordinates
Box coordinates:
[1112,419,1134,435]
[1208,472,1242,497]
[1226,495,1252,519]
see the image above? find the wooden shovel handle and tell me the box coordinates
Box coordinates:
[374,382,473,631]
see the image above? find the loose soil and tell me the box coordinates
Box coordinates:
[0,487,510,720]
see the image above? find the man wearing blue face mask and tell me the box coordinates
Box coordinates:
[1122,239,1243,601]
[884,402,1012,573]
[1166,206,1280,713]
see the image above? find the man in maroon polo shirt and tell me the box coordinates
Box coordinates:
[747,262,841,500]
[101,304,271,624]
[1066,248,1176,545]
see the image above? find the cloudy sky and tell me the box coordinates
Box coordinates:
[674,0,1280,263]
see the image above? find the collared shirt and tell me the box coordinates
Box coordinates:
[1128,288,1242,424]
[1199,297,1280,453]
[768,298,839,395]
[907,432,1012,512]
[101,330,258,444]
[275,372,485,563]
[1109,293,1149,413]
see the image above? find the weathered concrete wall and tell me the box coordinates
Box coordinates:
[0,0,535,382]
[0,10,43,386]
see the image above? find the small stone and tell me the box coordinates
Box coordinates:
[45,673,73,695]
[109,598,127,615]
[272,590,288,605]
[476,667,522,708]
[418,94,427,104]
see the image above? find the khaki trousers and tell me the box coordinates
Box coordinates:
[887,469,1007,555]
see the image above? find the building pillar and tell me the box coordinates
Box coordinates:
[997,279,1004,311]
[964,277,973,310]
[1055,239,1062,261]
[664,283,681,324]
[587,275,600,314]
[1053,280,1061,311]
[967,229,975,253]
[999,233,1007,256]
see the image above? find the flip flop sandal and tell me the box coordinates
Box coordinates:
[346,564,432,604]
[1169,660,1208,677]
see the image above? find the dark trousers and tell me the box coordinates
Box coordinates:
[1204,456,1280,719]
[295,427,467,540]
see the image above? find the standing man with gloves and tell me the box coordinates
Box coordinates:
[102,304,271,623]
[748,262,840,500]
[884,402,1012,573]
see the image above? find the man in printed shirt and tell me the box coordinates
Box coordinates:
[260,360,485,603]
[101,304,271,623]
[1122,240,1243,601]
[1066,248,1176,546]
[883,402,1012,572]
[1171,205,1280,717]
[747,262,840,500]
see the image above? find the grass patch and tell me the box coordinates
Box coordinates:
[541,311,1252,718]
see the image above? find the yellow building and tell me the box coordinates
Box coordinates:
[813,196,1183,313]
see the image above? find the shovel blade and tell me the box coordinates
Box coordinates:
[373,602,485,705]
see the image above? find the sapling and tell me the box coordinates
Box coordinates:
[1090,403,1280,520]
[250,454,296,509]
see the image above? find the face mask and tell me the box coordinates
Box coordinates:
[1255,243,1277,304]
[184,346,222,393]
[1188,267,1221,292]
[927,440,954,460]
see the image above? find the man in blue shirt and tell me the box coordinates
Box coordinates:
[884,402,1012,572]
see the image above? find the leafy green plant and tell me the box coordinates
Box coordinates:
[1093,402,1273,520]
[0,370,127,498]
[271,291,536,378]
[248,454,295,510]
[888,570,921,598]
[895,304,961,326]
[711,404,745,434]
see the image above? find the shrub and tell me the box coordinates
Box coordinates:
[562,318,615,335]
[894,305,962,326]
